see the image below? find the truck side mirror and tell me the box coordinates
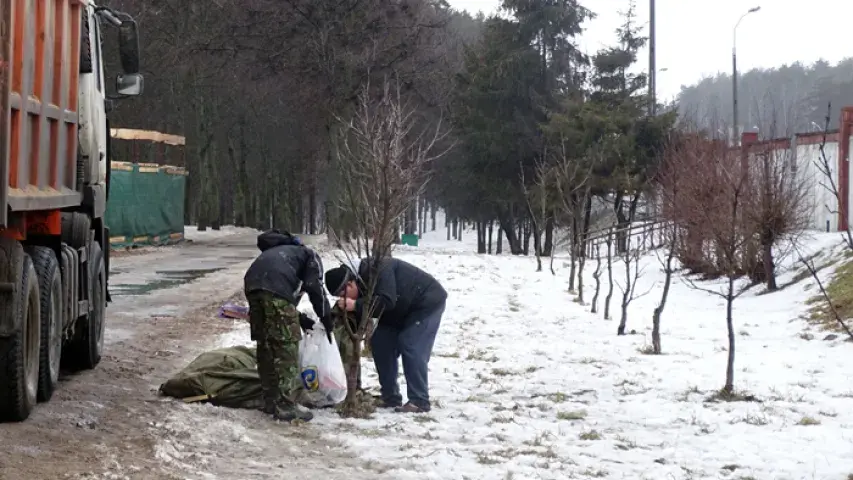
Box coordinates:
[118,19,140,74]
[116,73,144,96]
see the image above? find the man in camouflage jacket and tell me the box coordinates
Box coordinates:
[243,230,333,422]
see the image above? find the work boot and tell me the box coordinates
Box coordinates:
[272,405,314,422]
[394,402,429,413]
[374,396,402,409]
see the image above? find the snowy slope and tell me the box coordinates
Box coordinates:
[223,220,853,479]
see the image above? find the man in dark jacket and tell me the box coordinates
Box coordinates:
[325,257,446,413]
[244,230,333,422]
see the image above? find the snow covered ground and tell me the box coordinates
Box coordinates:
[184,224,257,242]
[219,223,853,480]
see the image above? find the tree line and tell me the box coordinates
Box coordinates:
[102,0,675,250]
[677,57,853,134]
[100,0,853,405]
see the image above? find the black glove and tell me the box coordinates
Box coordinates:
[299,313,315,332]
[320,314,334,344]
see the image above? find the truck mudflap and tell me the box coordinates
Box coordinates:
[103,226,111,303]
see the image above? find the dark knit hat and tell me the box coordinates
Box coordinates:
[324,265,352,296]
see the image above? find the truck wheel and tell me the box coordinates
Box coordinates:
[65,242,104,370]
[0,252,41,422]
[28,247,62,402]
[60,213,90,249]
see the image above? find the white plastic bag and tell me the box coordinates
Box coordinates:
[298,326,348,407]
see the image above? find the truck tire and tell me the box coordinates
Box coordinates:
[0,252,41,422]
[61,213,90,249]
[65,242,104,370]
[28,247,62,402]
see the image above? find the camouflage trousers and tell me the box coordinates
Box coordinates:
[247,292,302,411]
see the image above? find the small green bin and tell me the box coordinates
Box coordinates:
[401,234,419,247]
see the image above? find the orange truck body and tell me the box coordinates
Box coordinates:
[0,0,89,238]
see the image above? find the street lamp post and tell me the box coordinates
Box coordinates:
[649,0,656,115]
[732,6,761,144]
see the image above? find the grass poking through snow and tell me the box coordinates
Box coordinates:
[805,255,853,333]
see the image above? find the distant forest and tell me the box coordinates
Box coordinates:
[676,57,853,137]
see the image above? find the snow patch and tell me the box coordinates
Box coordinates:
[184,225,258,242]
[209,215,853,478]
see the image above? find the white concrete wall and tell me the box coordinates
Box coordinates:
[782,141,840,232]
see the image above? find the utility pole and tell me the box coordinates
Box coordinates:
[649,0,656,115]
[733,6,761,144]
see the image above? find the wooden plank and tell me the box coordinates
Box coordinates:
[110,128,185,146]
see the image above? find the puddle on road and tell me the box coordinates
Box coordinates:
[110,268,225,296]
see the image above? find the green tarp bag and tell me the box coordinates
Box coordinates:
[159,346,264,410]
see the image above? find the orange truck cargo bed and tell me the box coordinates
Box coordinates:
[0,0,87,228]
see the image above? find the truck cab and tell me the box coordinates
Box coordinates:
[0,0,143,422]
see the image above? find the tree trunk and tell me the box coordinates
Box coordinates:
[542,217,554,257]
[531,219,541,255]
[614,192,641,254]
[476,222,486,254]
[446,216,451,240]
[488,221,493,254]
[341,332,364,414]
[652,235,676,354]
[308,178,317,235]
[576,253,586,303]
[458,221,463,242]
[431,206,437,231]
[405,202,417,235]
[452,218,458,239]
[418,199,424,238]
[497,224,503,254]
[568,252,577,293]
[568,216,578,292]
[522,221,531,255]
[591,245,602,313]
[724,276,736,394]
[392,219,401,244]
[604,232,614,320]
[531,217,542,271]
[762,241,777,291]
[617,252,631,335]
[500,217,522,255]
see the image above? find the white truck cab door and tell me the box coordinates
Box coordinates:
[77,6,108,188]
[91,12,107,186]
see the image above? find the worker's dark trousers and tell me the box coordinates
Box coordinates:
[370,301,445,411]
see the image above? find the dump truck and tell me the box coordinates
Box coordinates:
[0,0,143,421]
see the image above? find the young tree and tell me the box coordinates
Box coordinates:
[649,133,687,353]
[603,227,615,320]
[615,224,646,335]
[590,244,603,313]
[667,133,751,395]
[542,104,593,292]
[744,144,810,291]
[650,222,678,353]
[520,159,553,272]
[330,79,447,416]
[812,103,853,250]
[797,102,853,342]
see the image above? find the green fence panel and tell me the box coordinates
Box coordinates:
[105,162,188,249]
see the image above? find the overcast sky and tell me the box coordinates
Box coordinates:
[447,0,851,100]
